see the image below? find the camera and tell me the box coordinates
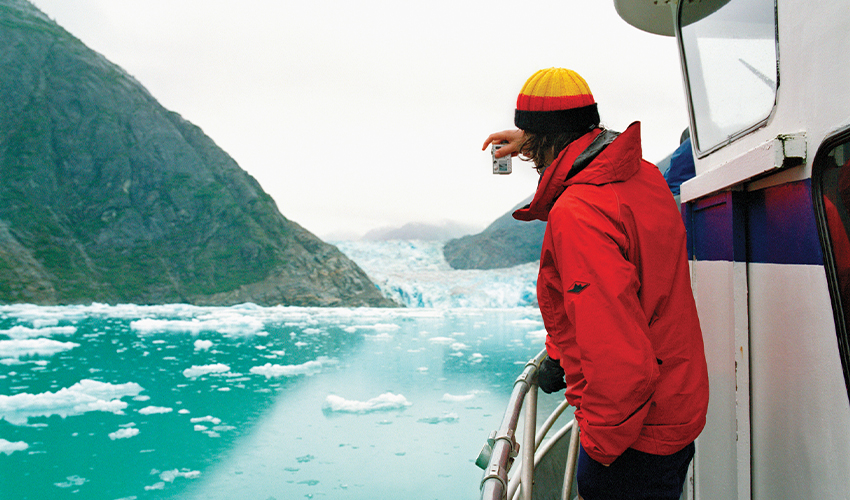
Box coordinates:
[491,143,512,175]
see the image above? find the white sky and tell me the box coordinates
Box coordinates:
[29,0,688,240]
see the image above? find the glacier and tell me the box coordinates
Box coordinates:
[332,240,539,308]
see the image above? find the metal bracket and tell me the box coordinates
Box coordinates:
[475,428,520,471]
[774,132,806,169]
[480,462,508,491]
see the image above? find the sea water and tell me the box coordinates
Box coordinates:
[0,241,564,500]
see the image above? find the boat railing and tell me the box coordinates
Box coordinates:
[476,349,580,500]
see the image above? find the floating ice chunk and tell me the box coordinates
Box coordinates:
[512,318,544,326]
[131,314,264,336]
[0,379,143,425]
[159,469,200,482]
[160,469,200,482]
[132,318,205,334]
[418,412,459,424]
[0,438,28,455]
[344,323,401,334]
[31,318,58,327]
[428,337,455,345]
[364,332,394,341]
[182,364,230,379]
[249,357,337,378]
[190,419,222,438]
[450,342,469,350]
[139,406,173,415]
[441,390,490,402]
[0,339,79,358]
[145,482,165,490]
[368,323,401,331]
[191,416,222,425]
[0,325,77,339]
[109,427,140,440]
[195,340,212,351]
[324,392,412,413]
[526,329,547,341]
[55,475,87,488]
[442,393,474,402]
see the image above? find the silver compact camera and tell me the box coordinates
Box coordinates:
[491,143,512,175]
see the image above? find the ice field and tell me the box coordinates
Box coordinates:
[0,241,562,499]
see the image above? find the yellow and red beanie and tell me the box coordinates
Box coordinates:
[514,68,600,134]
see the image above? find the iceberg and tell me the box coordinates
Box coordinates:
[249,357,336,378]
[0,338,79,358]
[323,392,412,413]
[109,427,140,440]
[0,380,143,425]
[0,438,28,455]
[182,364,231,379]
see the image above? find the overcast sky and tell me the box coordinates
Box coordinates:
[30,0,687,240]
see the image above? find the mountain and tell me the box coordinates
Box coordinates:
[361,221,481,241]
[0,0,396,307]
[443,197,546,270]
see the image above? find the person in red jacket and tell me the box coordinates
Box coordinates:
[483,68,709,500]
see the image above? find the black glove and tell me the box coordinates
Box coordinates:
[537,356,566,394]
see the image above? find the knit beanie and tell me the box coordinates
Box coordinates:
[514,68,600,134]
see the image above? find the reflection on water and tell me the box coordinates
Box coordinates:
[0,304,563,500]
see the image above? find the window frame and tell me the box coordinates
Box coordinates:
[675,0,780,157]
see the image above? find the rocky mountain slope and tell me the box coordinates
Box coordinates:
[0,0,396,307]
[443,197,546,270]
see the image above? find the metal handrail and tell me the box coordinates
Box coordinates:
[477,349,580,500]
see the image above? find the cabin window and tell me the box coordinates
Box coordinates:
[678,0,778,154]
[815,133,850,395]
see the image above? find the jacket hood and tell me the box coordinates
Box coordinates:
[513,121,644,222]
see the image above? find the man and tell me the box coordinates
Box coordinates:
[483,68,709,500]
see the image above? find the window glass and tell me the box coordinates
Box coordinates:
[820,139,850,336]
[679,0,777,153]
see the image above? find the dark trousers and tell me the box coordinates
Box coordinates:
[576,442,695,500]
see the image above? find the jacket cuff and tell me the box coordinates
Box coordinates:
[577,398,653,464]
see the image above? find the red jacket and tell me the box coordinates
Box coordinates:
[515,122,709,464]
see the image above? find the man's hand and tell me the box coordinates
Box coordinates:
[482,129,525,158]
[537,356,567,394]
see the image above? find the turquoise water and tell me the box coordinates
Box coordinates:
[0,304,562,500]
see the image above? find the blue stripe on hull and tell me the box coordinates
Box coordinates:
[684,179,824,265]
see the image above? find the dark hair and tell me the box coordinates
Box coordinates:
[518,125,598,172]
